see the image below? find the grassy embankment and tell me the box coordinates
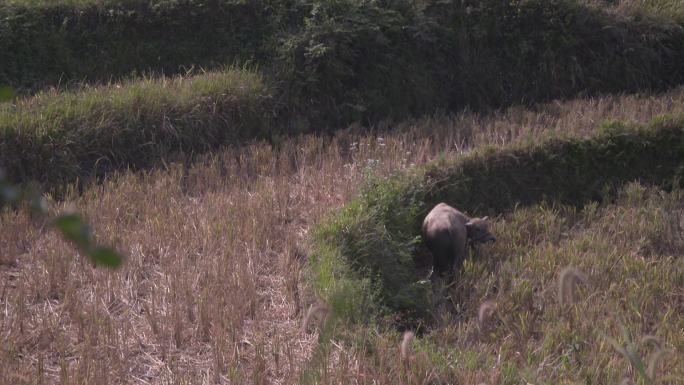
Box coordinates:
[0,0,292,93]
[306,181,684,384]
[309,114,684,320]
[1,0,684,384]
[303,88,684,385]
[3,0,684,192]
[0,69,271,187]
[2,87,684,384]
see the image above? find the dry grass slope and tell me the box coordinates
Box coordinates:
[1,88,684,384]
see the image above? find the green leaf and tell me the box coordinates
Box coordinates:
[87,246,123,268]
[53,213,92,249]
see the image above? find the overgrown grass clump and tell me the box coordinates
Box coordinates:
[309,114,684,327]
[0,69,272,186]
[305,183,684,383]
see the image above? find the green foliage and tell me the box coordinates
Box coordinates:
[0,0,297,93]
[0,69,272,188]
[281,0,684,126]
[1,169,123,267]
[52,213,123,267]
[309,170,433,325]
[279,0,446,125]
[0,85,13,101]
[309,114,684,326]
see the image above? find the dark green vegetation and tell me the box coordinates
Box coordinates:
[0,0,297,93]
[3,0,684,116]
[309,114,684,326]
[3,0,684,189]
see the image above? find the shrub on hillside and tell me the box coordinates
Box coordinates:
[281,0,684,126]
[0,0,299,92]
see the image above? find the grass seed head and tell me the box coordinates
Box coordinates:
[646,348,672,382]
[301,302,329,335]
[400,331,415,361]
[477,300,497,327]
[558,266,589,305]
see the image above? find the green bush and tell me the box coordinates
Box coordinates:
[281,0,684,126]
[0,0,301,93]
[0,69,272,187]
[3,0,684,126]
[3,0,684,189]
[309,114,684,326]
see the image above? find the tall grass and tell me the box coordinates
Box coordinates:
[1,88,683,384]
[589,0,684,20]
[304,184,684,384]
[0,68,271,187]
[309,113,684,329]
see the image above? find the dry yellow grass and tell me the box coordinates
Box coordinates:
[2,87,684,384]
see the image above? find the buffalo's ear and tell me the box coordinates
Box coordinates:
[465,221,481,240]
[465,221,476,233]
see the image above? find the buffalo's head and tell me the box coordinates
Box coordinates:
[466,216,496,243]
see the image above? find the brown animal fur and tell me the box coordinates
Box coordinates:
[422,203,495,280]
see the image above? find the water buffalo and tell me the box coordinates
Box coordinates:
[422,203,496,281]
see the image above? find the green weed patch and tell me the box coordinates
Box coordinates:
[308,114,684,327]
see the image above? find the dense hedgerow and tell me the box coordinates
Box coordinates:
[282,0,684,126]
[0,0,304,93]
[2,0,684,123]
[0,69,272,187]
[2,0,684,188]
[309,114,684,326]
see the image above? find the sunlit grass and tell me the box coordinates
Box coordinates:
[0,68,271,187]
[305,184,683,384]
[1,88,684,384]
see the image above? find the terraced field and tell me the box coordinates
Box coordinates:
[1,1,684,384]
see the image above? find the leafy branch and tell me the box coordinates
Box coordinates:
[1,84,123,268]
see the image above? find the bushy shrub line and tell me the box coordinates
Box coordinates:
[0,0,302,93]
[2,0,684,188]
[2,0,684,125]
[308,114,684,325]
[0,69,272,186]
[283,0,684,126]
